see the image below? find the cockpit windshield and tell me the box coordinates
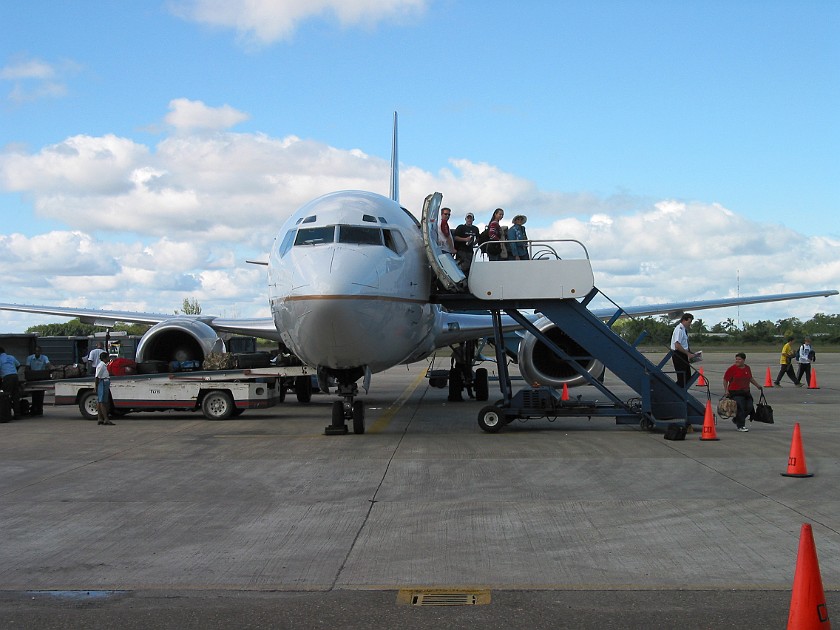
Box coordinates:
[284,224,406,256]
[338,226,382,246]
[294,226,335,246]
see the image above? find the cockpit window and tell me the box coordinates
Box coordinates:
[362,214,377,223]
[338,226,383,246]
[278,229,296,257]
[294,226,335,246]
[383,229,407,254]
[302,215,317,224]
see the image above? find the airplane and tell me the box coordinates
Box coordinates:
[1,113,837,434]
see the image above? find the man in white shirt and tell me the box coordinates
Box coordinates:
[86,342,106,376]
[670,313,697,388]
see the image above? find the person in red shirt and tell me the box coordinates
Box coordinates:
[723,352,763,432]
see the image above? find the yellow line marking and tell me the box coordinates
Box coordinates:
[367,369,428,433]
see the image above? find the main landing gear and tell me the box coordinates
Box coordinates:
[325,381,365,435]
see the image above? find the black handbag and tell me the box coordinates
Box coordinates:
[753,392,774,424]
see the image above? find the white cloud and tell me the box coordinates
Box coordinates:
[1,100,839,331]
[165,98,250,132]
[0,56,81,104]
[171,0,427,45]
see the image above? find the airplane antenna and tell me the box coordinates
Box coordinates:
[389,111,399,203]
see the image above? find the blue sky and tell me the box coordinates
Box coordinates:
[1,0,839,332]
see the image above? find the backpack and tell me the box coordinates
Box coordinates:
[476,228,491,246]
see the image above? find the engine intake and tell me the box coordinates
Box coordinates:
[135,318,225,364]
[516,316,604,388]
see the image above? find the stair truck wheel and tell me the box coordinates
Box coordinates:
[477,405,504,433]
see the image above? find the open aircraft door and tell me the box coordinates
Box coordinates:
[421,192,467,292]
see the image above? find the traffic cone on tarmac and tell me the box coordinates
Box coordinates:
[781,423,814,478]
[765,367,774,387]
[561,383,569,401]
[809,368,820,390]
[697,367,706,386]
[786,523,830,629]
[700,399,719,441]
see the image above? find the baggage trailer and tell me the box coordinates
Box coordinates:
[54,366,312,421]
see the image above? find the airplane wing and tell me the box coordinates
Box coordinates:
[0,303,281,339]
[430,288,838,350]
[590,290,839,320]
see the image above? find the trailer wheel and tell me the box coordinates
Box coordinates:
[474,368,489,401]
[202,391,235,420]
[352,401,365,434]
[78,390,99,420]
[295,375,312,403]
[477,405,504,433]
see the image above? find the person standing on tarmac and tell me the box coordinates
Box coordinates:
[795,337,815,387]
[0,347,22,418]
[669,313,697,388]
[723,352,763,432]
[774,336,801,387]
[95,352,114,425]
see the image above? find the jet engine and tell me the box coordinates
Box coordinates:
[516,316,604,388]
[135,318,226,364]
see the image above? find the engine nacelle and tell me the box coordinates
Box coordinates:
[135,318,225,364]
[517,316,604,388]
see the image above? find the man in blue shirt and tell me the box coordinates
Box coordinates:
[26,346,52,372]
[0,346,22,418]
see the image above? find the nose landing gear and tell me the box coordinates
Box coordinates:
[325,381,365,435]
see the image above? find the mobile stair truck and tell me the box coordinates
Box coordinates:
[422,189,706,434]
[54,365,312,421]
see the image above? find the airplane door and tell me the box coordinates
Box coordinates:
[421,192,467,292]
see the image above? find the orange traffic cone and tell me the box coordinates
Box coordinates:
[787,523,830,629]
[765,367,774,387]
[700,399,719,441]
[697,367,706,386]
[808,368,820,390]
[561,383,569,401]
[781,423,814,478]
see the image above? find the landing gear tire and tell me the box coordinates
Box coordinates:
[331,401,344,426]
[202,391,235,420]
[325,400,349,435]
[352,400,365,434]
[475,368,489,401]
[478,405,504,433]
[295,375,312,403]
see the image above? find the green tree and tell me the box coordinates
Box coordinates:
[176,297,202,315]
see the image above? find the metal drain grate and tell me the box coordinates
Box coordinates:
[397,589,491,606]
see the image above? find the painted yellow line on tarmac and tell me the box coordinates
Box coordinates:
[367,369,428,433]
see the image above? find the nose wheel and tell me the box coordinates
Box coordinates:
[325,382,365,435]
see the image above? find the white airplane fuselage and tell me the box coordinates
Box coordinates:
[268,190,439,375]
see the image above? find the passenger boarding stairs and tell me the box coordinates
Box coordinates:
[434,238,706,427]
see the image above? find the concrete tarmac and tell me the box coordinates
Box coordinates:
[0,352,837,628]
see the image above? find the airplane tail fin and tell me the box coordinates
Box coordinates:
[389,111,399,203]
